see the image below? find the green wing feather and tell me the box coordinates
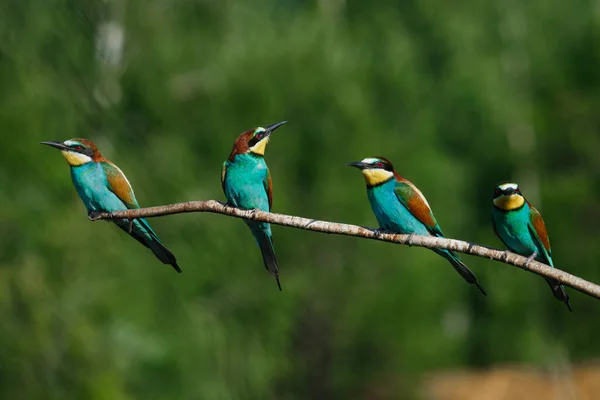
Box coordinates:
[527,206,553,266]
[101,161,162,239]
[221,161,228,195]
[264,168,273,211]
[101,161,140,209]
[394,181,443,236]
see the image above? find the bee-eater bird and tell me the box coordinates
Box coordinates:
[347,157,486,295]
[492,182,571,311]
[41,138,180,273]
[221,121,286,291]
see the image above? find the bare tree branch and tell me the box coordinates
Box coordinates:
[90,200,600,300]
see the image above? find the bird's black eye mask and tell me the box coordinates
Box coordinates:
[248,130,267,148]
[69,144,94,158]
[368,159,394,171]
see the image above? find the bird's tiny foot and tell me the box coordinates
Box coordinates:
[407,233,415,247]
[250,208,260,218]
[524,251,538,267]
[501,249,511,262]
[373,228,386,239]
[467,243,475,255]
[88,211,102,221]
[304,219,317,228]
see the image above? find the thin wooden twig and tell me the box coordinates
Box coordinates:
[90,200,600,300]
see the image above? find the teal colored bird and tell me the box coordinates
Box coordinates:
[492,182,571,311]
[41,138,180,272]
[347,157,486,295]
[221,121,286,290]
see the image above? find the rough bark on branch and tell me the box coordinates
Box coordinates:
[90,200,600,300]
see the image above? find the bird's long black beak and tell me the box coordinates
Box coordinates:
[265,120,287,134]
[40,141,68,151]
[346,161,369,169]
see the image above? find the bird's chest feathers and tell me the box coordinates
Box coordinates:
[494,207,537,254]
[224,155,269,209]
[367,182,429,235]
[226,155,267,183]
[70,163,109,211]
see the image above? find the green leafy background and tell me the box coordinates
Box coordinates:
[1,1,599,398]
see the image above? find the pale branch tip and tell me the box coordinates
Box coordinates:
[91,200,600,300]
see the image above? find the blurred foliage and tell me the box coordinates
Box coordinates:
[0,0,599,398]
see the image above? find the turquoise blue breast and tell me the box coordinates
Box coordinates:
[70,162,127,212]
[223,154,271,236]
[367,179,431,236]
[223,154,270,212]
[492,204,542,257]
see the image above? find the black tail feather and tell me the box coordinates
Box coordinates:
[114,219,181,273]
[474,280,487,297]
[437,249,487,296]
[149,240,181,273]
[546,278,572,312]
[257,233,282,291]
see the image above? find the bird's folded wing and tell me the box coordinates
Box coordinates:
[101,161,140,209]
[394,180,443,236]
[264,169,273,211]
[221,161,230,194]
[527,205,553,265]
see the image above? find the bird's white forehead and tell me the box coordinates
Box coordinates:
[254,127,266,134]
[64,140,84,147]
[498,182,518,191]
[361,157,381,164]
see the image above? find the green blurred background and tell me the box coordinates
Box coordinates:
[1,0,599,399]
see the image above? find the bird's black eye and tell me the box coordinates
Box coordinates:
[376,162,384,168]
[74,145,84,151]
[255,133,264,140]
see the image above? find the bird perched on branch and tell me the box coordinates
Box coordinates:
[221,121,287,291]
[41,138,180,273]
[347,157,486,295]
[492,182,571,311]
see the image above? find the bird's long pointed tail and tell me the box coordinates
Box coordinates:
[436,249,487,295]
[254,230,281,291]
[116,218,181,273]
[148,240,181,273]
[545,278,572,312]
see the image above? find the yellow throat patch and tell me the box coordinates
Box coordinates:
[361,169,394,186]
[250,137,270,156]
[61,150,92,166]
[494,194,525,210]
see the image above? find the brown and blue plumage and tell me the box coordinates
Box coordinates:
[41,138,180,272]
[221,121,286,290]
[348,157,486,295]
[492,182,571,311]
